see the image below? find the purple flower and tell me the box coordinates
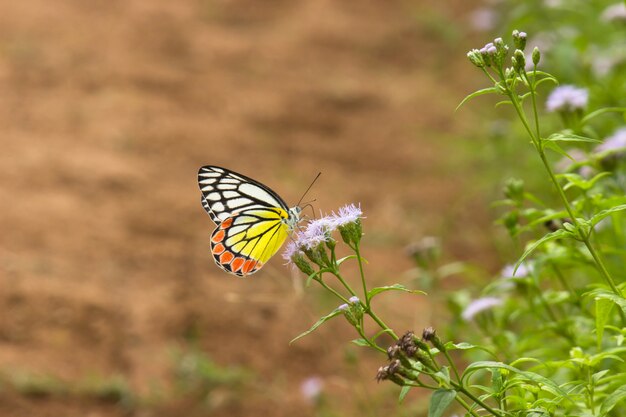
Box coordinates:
[282,241,302,263]
[338,303,349,311]
[282,203,363,264]
[595,127,626,153]
[349,296,360,304]
[293,217,335,251]
[332,203,363,227]
[602,3,626,22]
[546,85,588,112]
[461,297,503,321]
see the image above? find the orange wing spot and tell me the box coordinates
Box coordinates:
[242,259,258,274]
[220,218,233,229]
[212,243,225,255]
[219,251,234,264]
[231,257,245,272]
[211,230,225,243]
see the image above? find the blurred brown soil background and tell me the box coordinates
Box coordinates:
[0,1,489,416]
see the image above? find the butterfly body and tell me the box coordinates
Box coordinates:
[198,166,301,276]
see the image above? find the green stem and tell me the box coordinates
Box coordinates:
[354,242,370,306]
[365,307,399,340]
[452,382,504,417]
[443,350,462,382]
[507,89,622,297]
[455,395,481,417]
[315,276,350,304]
[356,326,386,354]
[332,269,399,340]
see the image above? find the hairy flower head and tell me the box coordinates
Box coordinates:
[333,203,363,227]
[546,85,588,112]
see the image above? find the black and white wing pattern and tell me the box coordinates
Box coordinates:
[197,166,290,224]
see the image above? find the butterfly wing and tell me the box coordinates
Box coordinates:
[198,166,295,276]
[210,208,290,276]
[198,165,289,224]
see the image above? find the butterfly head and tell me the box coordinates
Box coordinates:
[285,206,302,230]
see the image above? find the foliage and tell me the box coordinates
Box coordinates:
[283,4,626,415]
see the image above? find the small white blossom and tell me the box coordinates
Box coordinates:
[602,3,626,22]
[300,376,324,402]
[349,296,360,304]
[462,297,503,321]
[546,85,589,112]
[338,303,349,311]
[595,127,626,153]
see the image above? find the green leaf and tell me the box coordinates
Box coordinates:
[599,385,626,415]
[444,342,497,357]
[335,255,358,266]
[351,338,370,347]
[290,309,343,344]
[398,386,411,403]
[535,76,558,88]
[542,140,570,158]
[462,361,570,399]
[456,87,498,111]
[581,107,626,125]
[495,100,514,108]
[545,132,602,144]
[558,172,611,191]
[428,389,456,417]
[514,229,571,273]
[587,290,626,315]
[367,284,425,299]
[595,298,614,349]
[589,204,626,227]
[371,328,396,342]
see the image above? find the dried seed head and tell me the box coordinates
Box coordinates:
[422,327,436,342]
[376,366,390,382]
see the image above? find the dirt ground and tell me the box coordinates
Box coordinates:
[0,1,490,416]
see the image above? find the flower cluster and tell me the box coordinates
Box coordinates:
[283,204,363,274]
[376,329,444,385]
[546,85,589,112]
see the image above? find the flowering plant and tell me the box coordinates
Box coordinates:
[282,26,626,416]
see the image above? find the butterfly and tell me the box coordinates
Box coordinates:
[198,165,302,276]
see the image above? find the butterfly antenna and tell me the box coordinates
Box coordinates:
[300,201,317,219]
[297,172,321,207]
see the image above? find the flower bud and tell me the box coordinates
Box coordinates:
[532,47,541,66]
[422,327,445,352]
[304,245,331,268]
[338,218,362,247]
[512,30,527,50]
[467,49,486,68]
[504,178,524,203]
[291,251,316,276]
[513,49,526,73]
